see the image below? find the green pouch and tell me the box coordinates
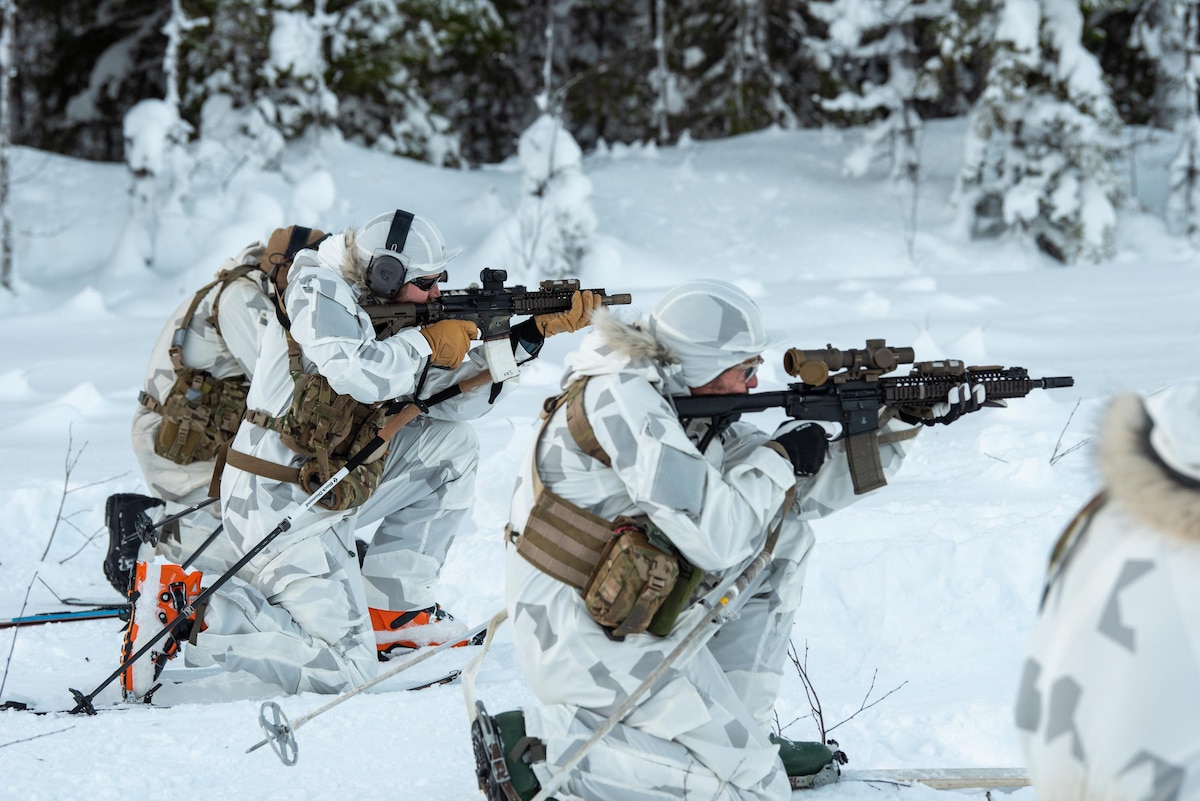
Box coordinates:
[647,555,704,637]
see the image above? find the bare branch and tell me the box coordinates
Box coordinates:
[0,726,77,750]
[58,526,106,565]
[1050,400,1093,466]
[0,572,37,699]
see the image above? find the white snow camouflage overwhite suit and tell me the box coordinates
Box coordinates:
[1017,388,1200,801]
[504,309,917,801]
[189,230,534,694]
[132,242,271,573]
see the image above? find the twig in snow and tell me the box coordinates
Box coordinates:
[1049,400,1093,466]
[0,572,37,700]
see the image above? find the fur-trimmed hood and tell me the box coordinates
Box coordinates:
[1098,392,1200,543]
[561,307,687,394]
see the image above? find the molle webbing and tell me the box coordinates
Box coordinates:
[516,378,616,591]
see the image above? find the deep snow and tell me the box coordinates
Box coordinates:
[0,118,1197,800]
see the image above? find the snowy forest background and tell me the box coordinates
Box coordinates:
[1,0,1200,290]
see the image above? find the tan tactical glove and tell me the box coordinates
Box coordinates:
[534,290,601,338]
[419,319,478,368]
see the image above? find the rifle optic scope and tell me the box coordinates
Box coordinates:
[783,339,915,385]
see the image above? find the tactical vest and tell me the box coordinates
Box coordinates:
[518,378,782,639]
[140,264,264,465]
[236,331,391,512]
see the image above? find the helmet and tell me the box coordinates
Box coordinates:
[356,210,461,297]
[1145,380,1200,482]
[648,279,783,388]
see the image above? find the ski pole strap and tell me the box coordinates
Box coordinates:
[460,609,510,724]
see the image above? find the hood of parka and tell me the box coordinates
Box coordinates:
[561,307,687,395]
[1098,392,1200,544]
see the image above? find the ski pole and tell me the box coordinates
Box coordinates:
[180,524,223,570]
[246,610,502,763]
[150,497,220,532]
[68,370,496,715]
[527,547,774,801]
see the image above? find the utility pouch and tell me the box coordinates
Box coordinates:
[275,372,364,458]
[582,518,680,640]
[292,398,391,511]
[298,450,387,511]
[154,368,248,464]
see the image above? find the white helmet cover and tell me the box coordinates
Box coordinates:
[357,210,462,288]
[648,279,783,388]
[1145,379,1200,482]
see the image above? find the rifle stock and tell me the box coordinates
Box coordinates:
[674,340,1074,495]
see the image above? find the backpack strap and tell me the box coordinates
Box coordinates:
[206,262,268,336]
[167,275,226,372]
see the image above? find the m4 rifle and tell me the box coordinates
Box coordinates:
[673,339,1074,495]
[363,268,631,381]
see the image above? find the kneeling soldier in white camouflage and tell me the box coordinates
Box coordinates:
[472,280,986,801]
[1016,380,1200,801]
[122,209,597,698]
[110,226,328,591]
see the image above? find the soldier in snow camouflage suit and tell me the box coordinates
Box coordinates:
[482,280,942,801]
[1016,380,1200,801]
[173,211,595,695]
[129,238,292,575]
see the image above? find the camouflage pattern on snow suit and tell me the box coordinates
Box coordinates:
[1016,391,1200,801]
[189,231,532,693]
[505,310,917,801]
[131,243,270,573]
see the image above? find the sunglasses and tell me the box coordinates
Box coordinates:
[408,271,446,291]
[738,356,764,382]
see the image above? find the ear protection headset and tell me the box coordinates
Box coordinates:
[364,210,415,298]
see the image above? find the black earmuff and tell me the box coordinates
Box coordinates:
[365,210,415,298]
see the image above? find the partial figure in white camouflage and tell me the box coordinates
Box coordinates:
[126,229,324,579]
[474,280,928,801]
[184,210,597,695]
[1016,380,1200,801]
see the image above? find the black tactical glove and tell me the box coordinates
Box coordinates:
[771,422,830,476]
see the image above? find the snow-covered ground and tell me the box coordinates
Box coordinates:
[1,119,1196,800]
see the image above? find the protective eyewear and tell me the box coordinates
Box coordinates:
[409,271,447,291]
[738,356,763,382]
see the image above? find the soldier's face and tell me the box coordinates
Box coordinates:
[395,281,441,302]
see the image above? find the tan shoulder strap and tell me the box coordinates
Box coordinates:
[168,275,225,372]
[206,263,267,336]
[562,377,612,467]
[1039,491,1107,610]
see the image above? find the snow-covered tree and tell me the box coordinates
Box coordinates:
[1138,0,1200,240]
[955,0,1123,263]
[510,113,597,280]
[107,98,193,274]
[0,0,14,292]
[672,0,800,138]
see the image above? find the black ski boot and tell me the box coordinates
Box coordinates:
[103,494,165,595]
[471,701,551,801]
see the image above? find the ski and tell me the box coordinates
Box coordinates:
[803,767,1029,791]
[0,605,128,630]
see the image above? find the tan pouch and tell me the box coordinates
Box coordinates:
[582,521,680,640]
[155,369,248,464]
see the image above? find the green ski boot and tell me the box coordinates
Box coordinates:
[772,734,846,789]
[472,701,553,801]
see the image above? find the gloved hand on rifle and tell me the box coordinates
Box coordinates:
[420,319,478,368]
[770,421,830,476]
[534,290,602,337]
[898,382,1004,426]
